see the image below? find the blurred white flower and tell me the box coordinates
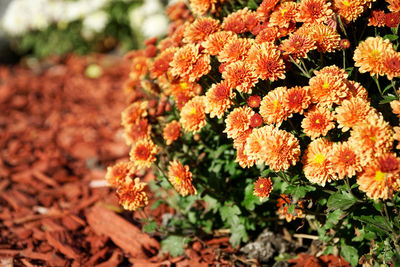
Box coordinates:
[141,13,169,38]
[82,10,109,39]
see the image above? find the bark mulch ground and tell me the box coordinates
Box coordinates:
[0,54,237,266]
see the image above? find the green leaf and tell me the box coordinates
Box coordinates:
[285,185,315,199]
[379,95,398,104]
[143,221,158,233]
[220,204,241,226]
[384,34,399,41]
[327,190,358,211]
[161,236,189,257]
[229,223,248,247]
[204,195,219,213]
[327,209,343,224]
[247,0,258,10]
[242,182,259,211]
[356,215,392,235]
[340,241,359,267]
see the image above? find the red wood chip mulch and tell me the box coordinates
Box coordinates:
[0,55,235,267]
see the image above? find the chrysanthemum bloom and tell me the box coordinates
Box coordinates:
[121,101,148,127]
[188,53,211,82]
[297,0,333,24]
[180,96,207,133]
[189,0,221,15]
[170,22,189,46]
[250,113,263,128]
[255,26,280,43]
[106,162,136,187]
[285,86,311,115]
[349,114,394,164]
[277,194,305,222]
[167,160,197,196]
[183,17,220,44]
[329,142,363,179]
[253,177,273,201]
[202,31,237,55]
[222,8,248,34]
[247,95,261,108]
[218,38,253,64]
[205,81,235,118]
[124,119,151,146]
[340,39,350,49]
[357,153,400,200]
[245,125,275,163]
[308,73,348,107]
[256,0,280,18]
[385,11,400,27]
[279,33,316,62]
[259,86,289,125]
[333,0,367,23]
[235,144,256,168]
[387,0,400,12]
[150,47,178,78]
[345,80,369,100]
[247,42,286,81]
[369,10,386,27]
[314,65,348,79]
[166,1,190,21]
[130,139,158,168]
[117,177,149,210]
[170,44,201,78]
[224,106,254,139]
[302,106,335,139]
[252,126,300,171]
[354,37,395,77]
[382,50,400,80]
[157,37,177,52]
[390,100,400,117]
[222,61,258,94]
[130,56,150,80]
[163,120,182,145]
[334,97,372,132]
[269,1,298,28]
[309,23,340,53]
[302,138,336,186]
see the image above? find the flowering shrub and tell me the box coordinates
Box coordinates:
[107,0,400,265]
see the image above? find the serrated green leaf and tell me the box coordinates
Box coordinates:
[242,182,259,211]
[161,236,189,257]
[220,204,241,222]
[327,190,358,211]
[204,195,219,213]
[384,34,399,41]
[143,221,158,233]
[247,0,258,10]
[356,215,392,235]
[229,223,248,247]
[327,209,343,224]
[340,241,358,267]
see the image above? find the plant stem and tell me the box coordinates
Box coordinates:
[342,50,346,69]
[372,75,383,97]
[391,80,399,99]
[289,56,311,78]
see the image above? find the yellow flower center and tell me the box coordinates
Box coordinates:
[136,64,141,70]
[313,153,325,164]
[273,99,280,108]
[369,135,377,142]
[315,119,320,124]
[189,107,197,115]
[342,0,350,7]
[260,184,264,188]
[180,82,188,90]
[370,49,381,59]
[174,176,182,185]
[281,8,288,16]
[322,82,330,89]
[374,170,386,181]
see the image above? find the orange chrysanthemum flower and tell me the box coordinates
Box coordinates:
[269,1,298,28]
[222,61,259,94]
[354,37,396,77]
[279,33,316,61]
[205,81,235,118]
[382,50,400,80]
[130,139,158,168]
[167,160,197,196]
[250,113,263,128]
[390,100,400,117]
[180,96,207,133]
[369,10,386,27]
[202,31,237,55]
[259,86,289,125]
[247,95,261,108]
[334,97,372,132]
[235,143,256,168]
[218,38,253,64]
[345,80,369,100]
[189,0,221,15]
[314,65,348,78]
[117,177,149,210]
[329,142,363,179]
[302,106,335,139]
[257,0,280,17]
[349,114,394,164]
[384,12,400,27]
[387,0,400,12]
[308,72,348,107]
[309,23,340,53]
[333,0,367,23]
[150,47,178,78]
[285,86,311,115]
[121,101,148,127]
[247,42,286,81]
[189,53,211,82]
[233,128,252,149]
[224,106,254,139]
[222,8,260,34]
[297,0,333,24]
[302,138,335,186]
[247,126,300,171]
[106,162,136,187]
[357,153,400,200]
[277,194,305,222]
[130,56,150,81]
[183,17,220,44]
[253,177,273,201]
[163,120,182,145]
[124,119,151,146]
[170,44,201,78]
[255,26,280,43]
